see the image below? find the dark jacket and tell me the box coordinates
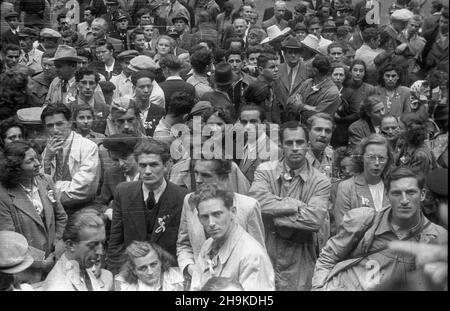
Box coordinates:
[89,60,122,81]
[106,181,188,273]
[158,78,196,111]
[348,118,375,150]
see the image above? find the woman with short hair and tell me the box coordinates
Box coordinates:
[115,241,184,291]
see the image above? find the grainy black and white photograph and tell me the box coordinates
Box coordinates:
[0,0,447,296]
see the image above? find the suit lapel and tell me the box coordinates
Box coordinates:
[151,183,174,242]
[279,64,289,92]
[354,175,376,208]
[127,182,147,240]
[36,176,52,234]
[8,187,46,231]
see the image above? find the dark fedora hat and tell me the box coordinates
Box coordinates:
[211,62,234,86]
[281,35,302,50]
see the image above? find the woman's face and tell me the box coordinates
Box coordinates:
[369,102,386,125]
[75,110,94,134]
[21,148,41,179]
[133,249,162,286]
[4,126,23,145]
[351,64,365,82]
[363,144,388,179]
[133,34,146,50]
[206,114,226,138]
[157,38,172,56]
[331,67,345,87]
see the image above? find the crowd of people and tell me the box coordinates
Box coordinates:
[0,0,448,291]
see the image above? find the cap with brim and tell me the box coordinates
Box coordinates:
[301,34,322,55]
[117,50,140,61]
[50,44,82,62]
[103,134,138,153]
[189,101,212,117]
[149,0,163,10]
[16,107,44,125]
[294,22,307,31]
[40,28,61,39]
[323,21,337,31]
[261,25,291,45]
[0,231,34,274]
[390,8,414,21]
[116,14,128,22]
[18,27,39,38]
[5,11,19,20]
[105,0,119,4]
[281,36,302,50]
[128,55,159,71]
[172,14,189,24]
[426,168,448,196]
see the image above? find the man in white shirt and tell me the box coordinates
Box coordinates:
[18,27,43,74]
[78,6,96,40]
[110,50,140,102]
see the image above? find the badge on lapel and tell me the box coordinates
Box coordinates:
[155,214,171,233]
[361,196,370,208]
[47,190,57,204]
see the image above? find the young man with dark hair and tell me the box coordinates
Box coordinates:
[313,167,447,291]
[158,55,196,108]
[41,104,100,214]
[78,6,98,40]
[18,27,43,74]
[186,47,213,98]
[249,121,331,291]
[107,139,189,273]
[28,48,57,106]
[2,43,22,71]
[90,39,121,80]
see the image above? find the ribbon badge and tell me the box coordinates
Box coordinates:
[47,190,57,204]
[155,215,170,233]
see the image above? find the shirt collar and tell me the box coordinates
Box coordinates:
[142,178,167,203]
[165,75,183,81]
[375,208,427,239]
[277,159,310,182]
[215,223,242,265]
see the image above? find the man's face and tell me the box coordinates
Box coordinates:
[260,59,279,81]
[59,17,71,33]
[247,53,260,66]
[284,48,301,67]
[4,126,23,145]
[329,47,344,62]
[381,117,400,141]
[140,13,151,24]
[174,19,186,32]
[96,44,113,64]
[114,108,138,135]
[5,50,19,67]
[295,30,307,42]
[42,37,59,49]
[240,109,262,139]
[274,4,286,19]
[133,249,162,286]
[322,29,336,41]
[197,198,236,243]
[363,143,388,179]
[242,5,254,22]
[117,19,129,31]
[133,34,146,50]
[143,25,158,40]
[392,19,408,32]
[321,7,330,18]
[308,23,321,38]
[282,127,308,169]
[227,54,243,74]
[233,19,247,36]
[55,60,76,81]
[351,64,365,81]
[194,160,222,188]
[44,113,72,141]
[110,151,137,174]
[19,36,33,52]
[247,31,260,45]
[383,70,400,88]
[84,9,94,24]
[137,153,166,188]
[440,16,449,34]
[77,74,97,99]
[157,38,171,55]
[75,109,94,133]
[309,118,333,152]
[135,77,153,101]
[72,226,105,269]
[7,17,19,29]
[408,20,421,34]
[389,177,425,222]
[91,22,105,39]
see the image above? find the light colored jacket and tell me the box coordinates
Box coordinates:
[248,160,331,290]
[43,254,113,291]
[192,224,275,291]
[42,131,100,205]
[177,192,266,273]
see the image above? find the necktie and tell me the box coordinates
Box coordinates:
[24,52,29,63]
[146,191,156,210]
[287,67,294,93]
[82,269,94,291]
[61,80,68,93]
[54,149,64,182]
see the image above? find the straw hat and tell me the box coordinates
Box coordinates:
[51,45,82,62]
[0,231,34,274]
[261,25,291,44]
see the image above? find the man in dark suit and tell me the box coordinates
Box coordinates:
[262,1,290,31]
[262,1,293,22]
[89,17,124,58]
[1,11,21,46]
[106,139,189,273]
[158,55,196,111]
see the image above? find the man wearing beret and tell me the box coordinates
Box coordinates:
[18,27,44,74]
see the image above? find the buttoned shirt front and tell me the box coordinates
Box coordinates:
[142,178,167,204]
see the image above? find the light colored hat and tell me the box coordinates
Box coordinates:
[40,28,61,39]
[301,34,322,54]
[0,231,34,274]
[50,45,82,62]
[128,55,159,71]
[390,8,414,21]
[261,25,291,44]
[16,107,44,125]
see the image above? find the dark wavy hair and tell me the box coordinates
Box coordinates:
[0,140,37,188]
[0,117,26,147]
[400,112,428,147]
[119,241,176,285]
[378,63,402,88]
[352,134,394,180]
[359,94,382,122]
[349,59,368,83]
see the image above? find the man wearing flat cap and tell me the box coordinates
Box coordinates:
[275,35,310,122]
[37,28,62,52]
[110,50,140,102]
[1,11,21,46]
[18,27,44,74]
[172,12,193,50]
[381,8,414,51]
[101,0,131,34]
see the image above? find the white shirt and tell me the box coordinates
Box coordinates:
[368,181,385,212]
[105,59,116,76]
[142,178,167,204]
